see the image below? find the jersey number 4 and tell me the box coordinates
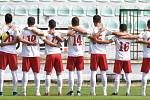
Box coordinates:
[119,42,129,52]
[73,35,82,46]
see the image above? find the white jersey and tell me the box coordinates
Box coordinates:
[112,36,132,61]
[0,25,19,54]
[89,27,111,54]
[45,33,61,55]
[68,32,85,56]
[21,29,40,57]
[139,31,150,58]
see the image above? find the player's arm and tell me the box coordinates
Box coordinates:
[43,38,61,47]
[119,34,139,40]
[69,26,87,35]
[17,35,36,45]
[0,38,18,47]
[112,32,129,36]
[26,27,44,36]
[94,38,113,44]
[136,38,150,44]
[67,30,76,36]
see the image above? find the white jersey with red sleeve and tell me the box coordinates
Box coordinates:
[68,31,85,56]
[21,29,40,57]
[0,25,19,54]
[89,27,112,54]
[139,31,150,58]
[111,36,132,61]
[45,33,61,55]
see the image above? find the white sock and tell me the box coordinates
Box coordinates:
[77,71,83,91]
[45,75,51,93]
[57,74,62,94]
[69,71,74,91]
[11,71,18,92]
[101,71,107,95]
[34,73,40,93]
[114,74,120,93]
[22,72,28,93]
[90,71,96,94]
[0,70,4,92]
[142,72,148,96]
[125,73,131,94]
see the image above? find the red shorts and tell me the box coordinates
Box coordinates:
[114,60,132,74]
[22,57,40,73]
[66,56,84,71]
[44,54,63,73]
[141,58,150,73]
[90,54,108,71]
[0,51,18,71]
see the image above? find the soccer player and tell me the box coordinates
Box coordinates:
[137,19,150,96]
[66,17,87,96]
[88,15,113,96]
[43,19,64,96]
[20,17,44,96]
[0,13,19,96]
[111,24,138,96]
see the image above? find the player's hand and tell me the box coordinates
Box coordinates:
[0,42,6,47]
[68,25,73,30]
[56,42,62,47]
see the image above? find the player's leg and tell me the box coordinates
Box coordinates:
[31,57,40,96]
[90,54,98,96]
[125,73,131,96]
[141,72,148,96]
[0,69,4,96]
[76,56,84,96]
[66,56,75,96]
[123,60,132,96]
[22,57,30,96]
[99,54,108,96]
[9,53,18,96]
[44,55,53,96]
[55,54,63,96]
[112,60,122,95]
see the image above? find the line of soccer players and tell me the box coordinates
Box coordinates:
[0,13,150,96]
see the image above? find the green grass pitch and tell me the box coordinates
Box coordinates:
[1,84,150,100]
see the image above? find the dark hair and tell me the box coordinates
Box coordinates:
[48,19,56,29]
[119,24,127,32]
[71,17,79,26]
[5,13,12,24]
[147,19,150,28]
[27,17,35,26]
[93,15,101,23]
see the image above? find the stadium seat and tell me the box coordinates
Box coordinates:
[29,6,42,16]
[124,0,137,2]
[72,6,86,16]
[12,0,24,1]
[26,0,38,2]
[43,6,56,16]
[134,20,146,31]
[15,6,27,16]
[57,6,70,16]
[96,0,108,2]
[139,0,150,2]
[0,0,9,1]
[143,6,150,16]
[0,6,12,15]
[101,7,114,16]
[81,21,90,29]
[106,20,119,31]
[39,0,53,1]
[87,7,97,16]
[83,0,95,2]
[69,0,81,2]
[110,0,123,2]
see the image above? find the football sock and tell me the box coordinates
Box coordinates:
[11,70,18,92]
[125,73,131,94]
[101,71,107,95]
[22,72,28,93]
[69,71,74,91]
[142,72,148,95]
[0,70,4,92]
[90,71,96,94]
[45,74,51,93]
[34,73,40,93]
[77,71,83,92]
[57,74,62,94]
[114,74,120,93]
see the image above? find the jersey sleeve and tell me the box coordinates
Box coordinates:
[138,32,145,38]
[111,36,117,42]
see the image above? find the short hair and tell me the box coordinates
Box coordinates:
[147,19,150,28]
[27,17,35,26]
[119,24,127,32]
[93,15,101,23]
[5,13,12,24]
[71,17,79,26]
[48,19,56,29]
